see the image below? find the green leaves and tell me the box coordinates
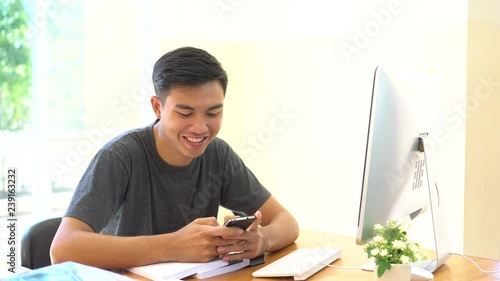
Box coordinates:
[0,0,32,131]
[364,219,427,278]
[375,259,391,278]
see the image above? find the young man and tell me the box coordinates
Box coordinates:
[50,46,299,269]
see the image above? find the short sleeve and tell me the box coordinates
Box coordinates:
[217,140,271,215]
[64,148,130,233]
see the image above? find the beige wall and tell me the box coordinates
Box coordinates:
[464,0,500,259]
[83,1,147,132]
[148,0,468,253]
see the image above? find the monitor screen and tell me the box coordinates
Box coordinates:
[356,66,451,272]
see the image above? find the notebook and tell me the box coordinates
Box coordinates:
[193,259,250,279]
[127,258,229,280]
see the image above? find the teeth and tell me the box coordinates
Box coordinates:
[186,137,204,143]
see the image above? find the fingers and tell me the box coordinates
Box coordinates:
[221,212,265,261]
[192,216,220,227]
[246,211,262,231]
[217,241,261,262]
[191,217,244,238]
[189,214,264,262]
[223,215,237,222]
[221,251,251,262]
[188,217,246,244]
[216,231,263,261]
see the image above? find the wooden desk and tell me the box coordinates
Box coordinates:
[122,230,500,281]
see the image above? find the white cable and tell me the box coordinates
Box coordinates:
[451,253,500,274]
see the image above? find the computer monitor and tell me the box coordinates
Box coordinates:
[356,66,451,272]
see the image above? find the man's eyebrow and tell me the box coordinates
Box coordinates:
[208,104,224,110]
[175,104,194,110]
[175,104,224,111]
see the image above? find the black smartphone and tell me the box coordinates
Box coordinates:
[223,215,256,230]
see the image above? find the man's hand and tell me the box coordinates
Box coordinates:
[163,217,244,263]
[216,211,267,262]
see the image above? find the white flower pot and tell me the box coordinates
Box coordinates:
[374,264,411,281]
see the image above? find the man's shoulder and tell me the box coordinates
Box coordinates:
[206,137,231,154]
[210,137,228,146]
[100,123,153,155]
[203,137,243,166]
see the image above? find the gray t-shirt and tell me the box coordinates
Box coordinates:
[65,120,271,236]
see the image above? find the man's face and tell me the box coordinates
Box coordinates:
[152,81,224,166]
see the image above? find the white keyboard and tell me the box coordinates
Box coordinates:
[252,248,342,280]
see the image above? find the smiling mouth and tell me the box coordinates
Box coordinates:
[185,136,206,143]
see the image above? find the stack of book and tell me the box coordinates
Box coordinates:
[127,255,265,280]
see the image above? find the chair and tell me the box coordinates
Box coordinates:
[21,217,62,269]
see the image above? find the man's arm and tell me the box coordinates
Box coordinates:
[217,196,299,261]
[257,196,299,252]
[50,216,244,269]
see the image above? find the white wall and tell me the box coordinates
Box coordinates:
[465,0,500,259]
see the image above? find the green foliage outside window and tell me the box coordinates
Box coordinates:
[0,0,32,132]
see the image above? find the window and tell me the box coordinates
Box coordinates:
[1,0,86,223]
[1,0,35,218]
[0,1,151,230]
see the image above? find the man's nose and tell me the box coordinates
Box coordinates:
[191,114,208,133]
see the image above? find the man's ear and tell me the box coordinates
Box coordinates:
[151,96,162,119]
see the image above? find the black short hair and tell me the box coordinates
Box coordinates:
[152,47,228,103]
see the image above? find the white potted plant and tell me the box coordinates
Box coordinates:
[364,219,427,281]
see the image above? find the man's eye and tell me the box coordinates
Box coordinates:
[207,110,222,117]
[207,112,220,117]
[177,112,192,117]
